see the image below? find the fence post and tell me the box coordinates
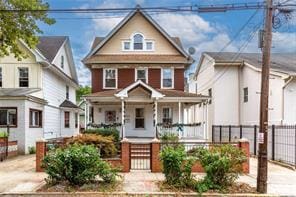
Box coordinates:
[151,139,162,172]
[272,125,275,160]
[239,138,250,174]
[229,125,232,142]
[36,139,47,172]
[240,125,243,139]
[254,125,257,156]
[121,138,130,172]
[212,126,215,142]
[219,125,222,142]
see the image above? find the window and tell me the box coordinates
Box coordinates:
[75,113,78,128]
[0,108,17,127]
[66,85,69,100]
[104,68,117,89]
[19,67,29,87]
[0,67,2,87]
[162,107,172,125]
[29,109,42,128]
[243,87,248,103]
[105,111,116,123]
[133,34,143,50]
[135,108,144,128]
[61,55,64,69]
[136,68,147,83]
[123,41,130,50]
[162,68,174,88]
[208,88,212,104]
[64,111,70,128]
[146,41,153,50]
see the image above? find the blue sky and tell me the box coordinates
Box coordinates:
[39,0,296,86]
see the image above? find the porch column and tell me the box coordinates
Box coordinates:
[205,102,209,140]
[84,99,88,130]
[154,99,158,138]
[121,99,125,139]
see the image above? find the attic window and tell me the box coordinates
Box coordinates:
[61,55,64,69]
[133,34,143,50]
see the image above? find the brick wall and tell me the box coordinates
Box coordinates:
[0,138,18,159]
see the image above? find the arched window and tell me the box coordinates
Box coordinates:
[133,34,143,50]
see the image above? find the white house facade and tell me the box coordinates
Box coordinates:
[188,52,296,141]
[0,36,80,154]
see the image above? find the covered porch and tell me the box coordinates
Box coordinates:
[84,80,209,140]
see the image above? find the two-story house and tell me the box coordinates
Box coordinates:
[82,7,208,140]
[188,52,296,140]
[0,36,80,153]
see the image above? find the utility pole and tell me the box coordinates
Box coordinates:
[257,0,273,193]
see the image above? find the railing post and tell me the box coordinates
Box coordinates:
[272,125,275,160]
[229,125,232,142]
[254,125,257,156]
[219,125,222,142]
[240,125,243,139]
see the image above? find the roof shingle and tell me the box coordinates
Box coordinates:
[37,36,67,62]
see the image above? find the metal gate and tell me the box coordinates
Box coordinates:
[130,143,151,170]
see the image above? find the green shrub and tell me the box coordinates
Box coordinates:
[159,145,196,188]
[28,146,36,154]
[0,131,8,138]
[42,144,119,185]
[67,134,118,158]
[159,132,179,143]
[84,128,120,143]
[193,145,247,192]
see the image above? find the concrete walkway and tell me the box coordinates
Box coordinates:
[0,155,46,193]
[0,155,296,195]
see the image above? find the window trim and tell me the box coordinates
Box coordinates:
[0,107,17,128]
[135,107,145,129]
[122,40,131,51]
[66,85,69,100]
[121,33,155,51]
[103,68,118,89]
[133,33,144,50]
[145,40,154,51]
[64,111,70,128]
[18,67,29,88]
[161,68,174,89]
[135,68,148,83]
[29,108,42,128]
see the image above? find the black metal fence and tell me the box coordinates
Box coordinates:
[212,125,296,167]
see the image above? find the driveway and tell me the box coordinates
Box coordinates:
[0,155,46,193]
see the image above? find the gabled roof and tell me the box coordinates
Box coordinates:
[60,100,80,108]
[37,36,67,62]
[195,52,296,77]
[84,5,190,61]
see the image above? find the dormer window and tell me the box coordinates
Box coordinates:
[133,34,143,50]
[61,55,64,69]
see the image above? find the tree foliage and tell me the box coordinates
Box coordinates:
[0,0,55,60]
[76,85,91,101]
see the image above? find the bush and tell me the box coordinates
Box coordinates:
[42,144,119,185]
[193,145,247,192]
[159,145,196,188]
[28,146,36,154]
[67,134,118,158]
[0,131,8,138]
[84,128,120,143]
[159,132,179,143]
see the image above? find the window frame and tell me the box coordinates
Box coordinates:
[162,107,173,125]
[29,108,42,128]
[135,108,145,129]
[103,68,117,89]
[64,111,70,128]
[18,67,29,88]
[0,107,17,128]
[135,68,148,83]
[122,41,131,51]
[75,112,78,128]
[105,110,117,124]
[243,87,248,103]
[61,55,64,69]
[133,33,144,50]
[0,67,2,87]
[161,68,174,89]
[66,85,69,100]
[145,41,154,51]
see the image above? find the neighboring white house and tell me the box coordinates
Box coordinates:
[0,36,80,154]
[188,52,296,141]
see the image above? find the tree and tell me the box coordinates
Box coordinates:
[0,0,55,60]
[76,85,91,102]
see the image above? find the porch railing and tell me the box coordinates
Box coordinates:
[157,123,204,139]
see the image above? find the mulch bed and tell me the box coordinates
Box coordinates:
[38,180,123,193]
[158,181,258,194]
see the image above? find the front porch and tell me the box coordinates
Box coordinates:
[84,80,209,140]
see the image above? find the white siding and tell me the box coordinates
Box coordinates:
[283,79,296,124]
[52,43,72,78]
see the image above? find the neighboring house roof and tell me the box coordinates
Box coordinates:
[84,54,189,64]
[37,36,67,62]
[60,100,80,108]
[83,5,191,63]
[198,52,296,76]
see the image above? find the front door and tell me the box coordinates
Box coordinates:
[125,104,154,138]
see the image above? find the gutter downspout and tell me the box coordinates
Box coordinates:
[282,76,294,124]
